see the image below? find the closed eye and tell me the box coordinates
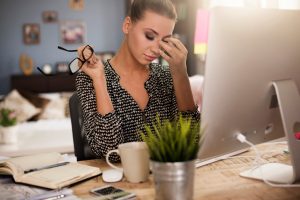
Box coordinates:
[145,33,155,41]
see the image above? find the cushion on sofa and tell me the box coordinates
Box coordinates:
[0,89,41,122]
[17,89,51,121]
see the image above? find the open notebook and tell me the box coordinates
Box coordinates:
[0,152,101,189]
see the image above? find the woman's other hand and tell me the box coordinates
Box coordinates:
[158,37,188,77]
[77,45,105,80]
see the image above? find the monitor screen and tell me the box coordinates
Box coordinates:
[198,7,300,165]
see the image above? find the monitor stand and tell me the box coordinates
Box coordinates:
[240,79,300,184]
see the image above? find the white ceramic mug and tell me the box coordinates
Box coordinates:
[106,142,150,183]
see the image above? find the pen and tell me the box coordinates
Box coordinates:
[24,162,70,174]
[43,194,65,200]
[30,188,73,200]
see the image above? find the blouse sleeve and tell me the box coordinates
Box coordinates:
[75,72,123,161]
[179,107,201,122]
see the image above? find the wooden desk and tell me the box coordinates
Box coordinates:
[72,142,300,200]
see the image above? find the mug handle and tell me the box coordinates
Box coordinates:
[106,149,123,171]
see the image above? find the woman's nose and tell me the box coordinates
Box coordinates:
[150,41,160,56]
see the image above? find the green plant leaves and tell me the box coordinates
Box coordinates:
[0,108,17,127]
[140,114,201,162]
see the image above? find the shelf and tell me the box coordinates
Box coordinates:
[11,74,76,93]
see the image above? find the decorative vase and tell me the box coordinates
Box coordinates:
[0,125,19,144]
[151,159,196,200]
[19,54,34,76]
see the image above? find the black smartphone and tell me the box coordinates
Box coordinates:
[90,185,136,200]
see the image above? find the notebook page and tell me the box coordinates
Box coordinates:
[23,163,100,184]
[8,152,63,172]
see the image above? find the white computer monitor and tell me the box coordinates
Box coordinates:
[197,7,300,183]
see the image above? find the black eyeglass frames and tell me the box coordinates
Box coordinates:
[37,45,94,76]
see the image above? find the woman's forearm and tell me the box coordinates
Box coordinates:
[93,76,114,115]
[172,74,196,111]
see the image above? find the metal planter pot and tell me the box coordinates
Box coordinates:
[151,159,195,200]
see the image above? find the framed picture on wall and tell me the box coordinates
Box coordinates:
[23,23,40,45]
[42,11,58,23]
[56,62,69,73]
[60,20,86,44]
[69,0,84,11]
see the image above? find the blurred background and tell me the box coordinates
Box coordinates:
[1,0,299,95]
[0,0,300,160]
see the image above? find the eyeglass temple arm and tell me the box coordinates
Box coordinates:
[37,67,54,76]
[57,46,77,52]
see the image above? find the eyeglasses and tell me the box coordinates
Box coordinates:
[37,45,94,76]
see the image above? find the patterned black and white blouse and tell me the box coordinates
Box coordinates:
[76,60,200,161]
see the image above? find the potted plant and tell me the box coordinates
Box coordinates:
[141,115,201,200]
[0,108,18,144]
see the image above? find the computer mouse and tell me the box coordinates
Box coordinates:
[102,169,123,183]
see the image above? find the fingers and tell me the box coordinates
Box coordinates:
[159,41,174,59]
[87,55,99,65]
[77,45,85,60]
[77,45,94,60]
[81,56,103,75]
[159,48,171,60]
[163,37,187,53]
[159,37,187,62]
[77,45,98,66]
[81,56,99,73]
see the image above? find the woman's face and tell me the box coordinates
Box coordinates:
[124,10,176,65]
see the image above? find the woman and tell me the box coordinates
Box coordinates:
[76,0,200,161]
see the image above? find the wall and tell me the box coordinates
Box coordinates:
[0,0,125,94]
